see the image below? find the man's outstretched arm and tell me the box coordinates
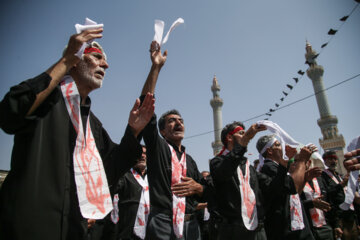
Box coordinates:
[141,41,167,95]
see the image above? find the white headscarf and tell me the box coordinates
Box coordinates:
[256,120,324,169]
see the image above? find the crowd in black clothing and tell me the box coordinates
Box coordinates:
[1,25,360,240]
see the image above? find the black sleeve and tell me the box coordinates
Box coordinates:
[187,156,208,202]
[142,114,159,152]
[210,143,247,182]
[0,72,53,134]
[201,176,217,213]
[257,165,297,197]
[325,181,345,205]
[260,162,279,179]
[102,125,142,187]
[113,175,126,197]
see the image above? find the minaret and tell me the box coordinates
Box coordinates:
[210,75,223,156]
[305,41,346,174]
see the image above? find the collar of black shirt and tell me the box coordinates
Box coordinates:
[167,140,186,154]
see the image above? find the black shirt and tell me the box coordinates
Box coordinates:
[0,73,142,240]
[261,159,314,240]
[142,114,206,215]
[210,144,291,225]
[113,170,146,239]
[321,170,348,228]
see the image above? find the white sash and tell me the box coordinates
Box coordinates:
[324,169,354,210]
[132,168,150,239]
[60,76,112,219]
[169,144,187,239]
[290,194,305,231]
[303,179,326,227]
[324,169,341,184]
[237,161,258,230]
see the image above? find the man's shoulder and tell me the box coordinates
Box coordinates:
[263,160,278,169]
[261,160,279,176]
[209,154,224,165]
[186,153,199,168]
[89,111,102,126]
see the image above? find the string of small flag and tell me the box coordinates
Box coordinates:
[184,2,359,141]
[185,72,360,140]
[264,2,359,120]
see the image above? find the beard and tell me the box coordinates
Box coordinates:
[76,60,103,89]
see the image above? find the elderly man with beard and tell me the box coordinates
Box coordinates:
[0,28,155,240]
[139,41,207,240]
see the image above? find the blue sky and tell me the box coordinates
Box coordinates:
[1,0,359,172]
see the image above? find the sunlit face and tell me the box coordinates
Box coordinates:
[325,155,338,170]
[160,114,185,143]
[268,140,283,160]
[231,128,245,141]
[76,51,109,89]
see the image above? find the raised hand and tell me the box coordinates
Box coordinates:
[63,28,104,66]
[285,145,297,159]
[343,149,360,171]
[298,145,317,162]
[239,124,267,146]
[305,167,322,182]
[128,93,155,137]
[150,41,167,67]
[171,177,203,197]
[341,173,350,187]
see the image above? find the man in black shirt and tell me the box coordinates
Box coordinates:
[300,157,340,240]
[257,135,318,240]
[210,122,314,240]
[0,28,155,240]
[321,150,358,240]
[113,145,148,240]
[140,41,206,239]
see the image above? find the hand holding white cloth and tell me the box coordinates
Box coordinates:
[256,120,324,165]
[153,18,184,46]
[74,18,104,58]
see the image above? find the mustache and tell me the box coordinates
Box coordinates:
[95,67,105,77]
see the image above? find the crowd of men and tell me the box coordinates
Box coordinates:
[0,25,360,240]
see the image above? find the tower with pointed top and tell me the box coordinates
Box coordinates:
[305,41,346,174]
[210,75,224,156]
